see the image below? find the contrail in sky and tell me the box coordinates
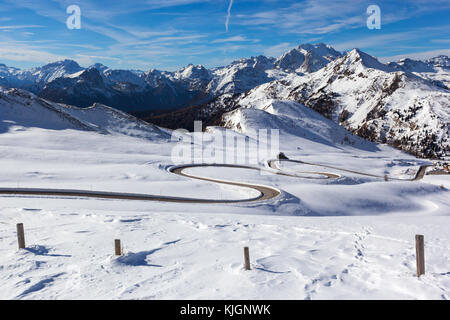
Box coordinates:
[225,0,234,32]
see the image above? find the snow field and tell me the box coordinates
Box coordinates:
[1,205,449,299]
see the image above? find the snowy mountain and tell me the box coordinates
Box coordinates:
[2,44,449,159]
[0,43,345,112]
[0,87,169,140]
[388,58,435,73]
[206,55,279,95]
[28,59,84,84]
[0,60,85,91]
[387,56,450,89]
[204,49,450,159]
[275,43,342,73]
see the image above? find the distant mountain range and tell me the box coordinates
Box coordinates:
[142,47,450,159]
[0,43,343,112]
[1,43,449,159]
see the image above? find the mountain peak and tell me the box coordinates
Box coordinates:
[275,43,341,72]
[299,43,341,56]
[41,59,81,70]
[344,49,393,72]
[176,64,210,81]
[91,63,109,73]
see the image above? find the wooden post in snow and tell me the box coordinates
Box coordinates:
[16,223,25,249]
[115,239,122,256]
[244,247,251,270]
[415,235,425,277]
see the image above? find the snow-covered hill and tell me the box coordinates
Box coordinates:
[220,99,378,153]
[0,87,169,140]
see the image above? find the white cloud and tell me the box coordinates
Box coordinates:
[0,25,43,30]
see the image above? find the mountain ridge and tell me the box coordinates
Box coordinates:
[1,43,449,159]
[0,43,346,112]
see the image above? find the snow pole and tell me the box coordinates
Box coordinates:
[115,239,122,256]
[244,247,251,270]
[16,223,25,249]
[415,235,425,277]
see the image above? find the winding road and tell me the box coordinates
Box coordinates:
[269,159,430,181]
[0,159,433,204]
[0,163,284,204]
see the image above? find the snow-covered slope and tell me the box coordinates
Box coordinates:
[215,49,450,159]
[0,87,169,140]
[60,103,170,140]
[208,56,280,95]
[0,88,99,133]
[221,99,377,152]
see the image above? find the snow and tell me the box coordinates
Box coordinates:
[1,75,449,300]
[1,203,449,299]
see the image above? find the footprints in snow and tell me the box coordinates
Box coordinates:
[303,227,372,299]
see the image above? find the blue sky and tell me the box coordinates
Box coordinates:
[0,0,449,71]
